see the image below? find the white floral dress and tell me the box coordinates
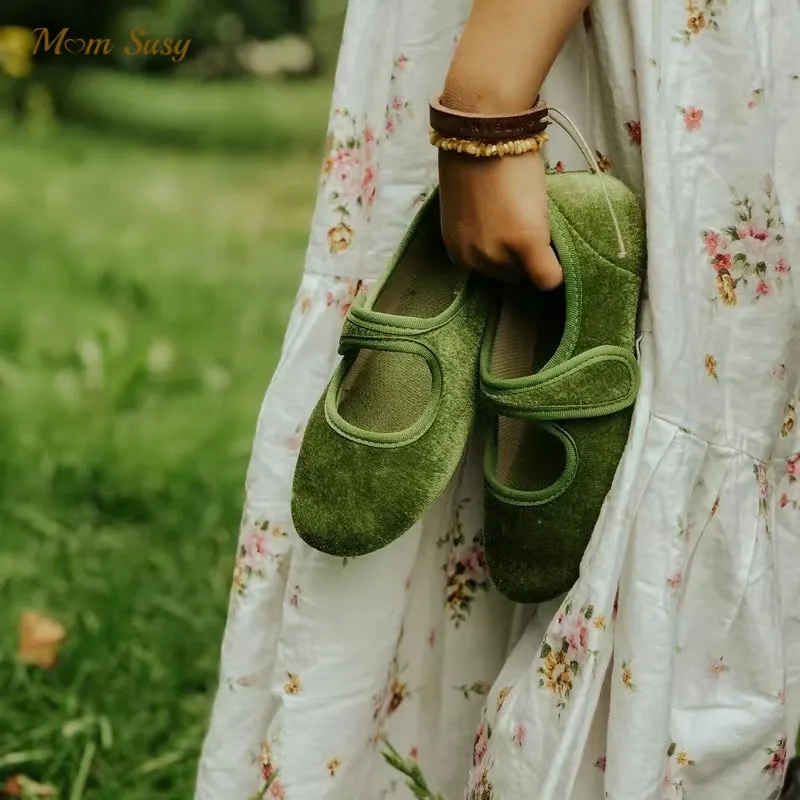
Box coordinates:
[195,1,800,798]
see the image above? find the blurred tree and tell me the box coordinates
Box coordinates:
[0,0,312,56]
[0,0,124,41]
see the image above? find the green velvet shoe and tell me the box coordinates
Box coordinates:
[480,171,646,603]
[291,190,490,557]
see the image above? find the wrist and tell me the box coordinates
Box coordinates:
[442,64,540,116]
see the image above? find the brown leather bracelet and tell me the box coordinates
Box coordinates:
[429,95,549,142]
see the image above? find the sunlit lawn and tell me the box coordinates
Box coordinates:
[0,72,329,799]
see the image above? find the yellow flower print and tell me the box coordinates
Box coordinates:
[542,649,575,697]
[679,0,729,42]
[327,223,354,253]
[496,686,511,711]
[388,677,408,713]
[621,661,635,690]
[687,12,706,34]
[538,599,599,714]
[595,150,612,173]
[285,672,302,695]
[299,296,312,314]
[715,271,737,306]
[326,758,341,776]
[705,354,718,380]
[676,750,696,766]
[783,403,796,437]
[232,562,247,593]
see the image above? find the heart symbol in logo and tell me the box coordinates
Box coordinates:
[63,37,86,54]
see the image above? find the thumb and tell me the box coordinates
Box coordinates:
[513,238,564,291]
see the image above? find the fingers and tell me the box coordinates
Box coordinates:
[444,229,563,290]
[511,237,564,291]
[445,239,525,284]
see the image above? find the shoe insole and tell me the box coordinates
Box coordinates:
[338,204,466,434]
[492,281,567,490]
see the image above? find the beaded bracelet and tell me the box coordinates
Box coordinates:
[430,130,549,158]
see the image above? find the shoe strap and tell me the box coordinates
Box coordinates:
[338,310,428,356]
[481,345,640,421]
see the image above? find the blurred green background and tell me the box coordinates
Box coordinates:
[0,2,346,797]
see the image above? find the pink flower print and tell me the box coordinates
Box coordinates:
[269,780,286,799]
[391,96,403,112]
[325,291,335,307]
[566,615,589,657]
[333,147,359,179]
[549,610,567,640]
[427,629,436,647]
[409,747,419,760]
[396,53,409,69]
[512,724,527,747]
[704,231,721,256]
[666,571,682,589]
[554,161,565,174]
[331,147,365,202]
[473,724,489,767]
[756,463,768,496]
[710,657,729,676]
[594,756,607,772]
[244,531,269,569]
[780,493,789,509]
[739,223,769,241]
[385,118,396,135]
[776,257,790,275]
[340,280,364,316]
[747,90,764,109]
[756,280,771,296]
[464,545,488,580]
[625,120,642,147]
[363,127,376,145]
[683,106,704,131]
[360,165,378,208]
[779,689,786,704]
[762,738,787,776]
[713,253,732,271]
[787,453,800,480]
[289,585,301,607]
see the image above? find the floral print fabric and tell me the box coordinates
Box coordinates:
[195,0,800,798]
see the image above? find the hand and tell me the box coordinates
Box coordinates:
[438,147,563,289]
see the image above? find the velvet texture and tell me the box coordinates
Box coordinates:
[482,171,647,603]
[291,204,491,557]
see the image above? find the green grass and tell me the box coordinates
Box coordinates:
[54,70,334,153]
[0,73,331,799]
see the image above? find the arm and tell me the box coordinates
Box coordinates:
[436,0,588,289]
[443,0,588,114]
